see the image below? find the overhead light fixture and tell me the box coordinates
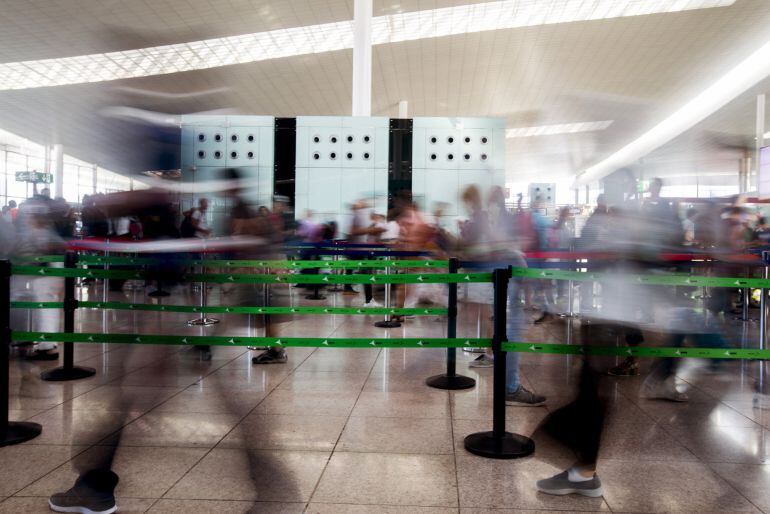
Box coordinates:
[506,120,613,138]
[575,36,770,187]
[0,0,734,90]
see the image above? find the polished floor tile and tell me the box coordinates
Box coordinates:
[152,387,267,416]
[255,390,359,417]
[312,452,458,507]
[599,459,760,513]
[710,462,770,513]
[148,499,305,513]
[18,445,205,498]
[104,411,241,448]
[24,407,140,445]
[218,414,347,451]
[456,454,609,511]
[164,448,329,501]
[337,416,454,454]
[351,391,450,419]
[0,496,155,513]
[0,445,85,497]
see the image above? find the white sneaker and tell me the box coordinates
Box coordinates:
[364,299,383,307]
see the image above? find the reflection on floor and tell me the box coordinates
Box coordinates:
[3,281,770,513]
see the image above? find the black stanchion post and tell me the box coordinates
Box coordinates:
[41,252,95,382]
[0,259,41,445]
[426,257,475,390]
[464,267,535,459]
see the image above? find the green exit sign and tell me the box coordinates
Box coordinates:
[15,171,53,184]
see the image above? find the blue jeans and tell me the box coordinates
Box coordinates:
[506,274,527,394]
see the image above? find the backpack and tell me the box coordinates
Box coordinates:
[180,209,196,238]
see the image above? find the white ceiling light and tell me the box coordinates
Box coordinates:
[575,37,770,187]
[506,120,613,138]
[0,0,734,91]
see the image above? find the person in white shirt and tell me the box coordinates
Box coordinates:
[191,198,212,238]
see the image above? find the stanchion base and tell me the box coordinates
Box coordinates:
[187,317,220,326]
[374,320,402,328]
[41,366,96,382]
[464,431,535,459]
[426,373,476,390]
[305,294,327,300]
[148,290,170,298]
[0,421,42,446]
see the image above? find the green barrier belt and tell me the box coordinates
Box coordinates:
[11,266,487,284]
[183,272,490,284]
[9,300,446,316]
[10,331,489,348]
[502,342,770,360]
[511,266,766,289]
[16,256,449,268]
[8,330,767,358]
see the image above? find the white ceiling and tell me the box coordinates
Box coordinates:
[0,0,769,186]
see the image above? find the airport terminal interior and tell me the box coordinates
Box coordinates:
[5,0,770,513]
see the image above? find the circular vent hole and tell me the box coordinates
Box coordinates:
[363,152,370,160]
[197,134,206,142]
[247,134,255,142]
[447,137,454,144]
[464,137,471,143]
[330,152,337,160]
[313,152,320,160]
[330,136,338,143]
[214,151,222,159]
[430,154,437,160]
[447,154,454,160]
[313,136,321,143]
[464,154,471,160]
[197,151,205,159]
[247,151,254,159]
[214,134,222,142]
[363,135,371,143]
[230,151,237,159]
[481,136,488,144]
[230,134,238,142]
[346,153,353,160]
[430,136,437,144]
[347,135,354,143]
[481,154,488,160]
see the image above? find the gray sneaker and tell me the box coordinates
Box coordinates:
[252,349,288,365]
[536,470,603,497]
[468,354,494,368]
[505,386,546,406]
[49,470,118,514]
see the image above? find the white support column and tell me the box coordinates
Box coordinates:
[398,100,408,118]
[352,0,373,117]
[756,94,766,192]
[53,144,64,198]
[92,164,98,195]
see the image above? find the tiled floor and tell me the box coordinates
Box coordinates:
[3,281,770,513]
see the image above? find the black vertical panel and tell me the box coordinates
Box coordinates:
[273,118,296,205]
[388,118,413,212]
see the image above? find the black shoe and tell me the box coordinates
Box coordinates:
[252,349,288,365]
[49,469,118,514]
[26,350,59,361]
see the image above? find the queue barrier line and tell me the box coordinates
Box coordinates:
[9,301,447,316]
[14,256,450,268]
[10,329,763,359]
[510,266,764,289]
[10,266,492,284]
[502,342,768,360]
[10,331,490,348]
[14,263,767,288]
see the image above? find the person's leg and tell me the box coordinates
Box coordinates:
[505,275,546,406]
[253,272,287,364]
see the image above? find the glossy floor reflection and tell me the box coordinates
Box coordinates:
[3,281,770,512]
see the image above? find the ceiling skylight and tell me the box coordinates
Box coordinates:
[506,120,613,138]
[0,0,734,90]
